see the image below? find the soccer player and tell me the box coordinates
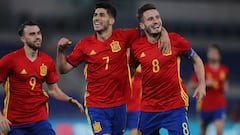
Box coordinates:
[0,21,84,135]
[189,44,229,135]
[126,66,142,135]
[56,2,170,135]
[130,4,206,135]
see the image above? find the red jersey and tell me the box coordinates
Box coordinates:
[131,33,190,112]
[67,28,139,108]
[191,64,228,111]
[126,66,141,112]
[0,48,58,126]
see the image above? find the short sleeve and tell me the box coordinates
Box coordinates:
[66,40,85,67]
[170,33,191,56]
[122,28,140,48]
[46,58,59,84]
[0,55,12,82]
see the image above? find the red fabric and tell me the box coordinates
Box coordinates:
[0,48,58,126]
[191,64,229,111]
[127,70,141,112]
[67,28,139,108]
[131,33,191,112]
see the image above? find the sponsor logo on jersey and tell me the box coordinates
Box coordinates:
[20,69,27,74]
[40,64,47,76]
[110,40,121,52]
[140,52,146,58]
[90,50,96,55]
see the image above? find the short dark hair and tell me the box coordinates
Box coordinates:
[209,43,222,56]
[18,20,38,36]
[95,2,117,19]
[137,3,157,22]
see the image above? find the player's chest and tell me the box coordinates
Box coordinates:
[12,60,48,80]
[84,40,127,63]
[136,46,177,67]
[206,69,227,81]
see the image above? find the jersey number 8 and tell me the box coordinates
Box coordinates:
[152,59,160,73]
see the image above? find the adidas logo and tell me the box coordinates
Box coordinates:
[140,52,146,58]
[20,69,27,74]
[90,50,96,55]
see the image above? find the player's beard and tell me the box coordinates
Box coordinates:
[94,21,110,34]
[145,25,162,39]
[26,40,42,51]
[208,58,220,64]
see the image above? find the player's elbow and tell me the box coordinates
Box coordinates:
[59,68,69,74]
[58,64,72,74]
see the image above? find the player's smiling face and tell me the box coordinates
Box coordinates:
[140,9,162,36]
[21,25,42,51]
[93,8,114,33]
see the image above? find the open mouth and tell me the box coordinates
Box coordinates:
[153,24,161,30]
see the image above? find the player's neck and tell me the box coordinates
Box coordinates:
[24,45,38,62]
[209,62,220,70]
[96,27,112,42]
[146,33,160,44]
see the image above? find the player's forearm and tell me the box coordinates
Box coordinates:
[57,48,71,74]
[47,83,71,102]
[193,55,205,85]
[224,81,229,92]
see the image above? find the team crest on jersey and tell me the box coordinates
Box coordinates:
[110,40,121,52]
[163,50,172,56]
[93,121,102,133]
[40,64,47,76]
[220,71,226,80]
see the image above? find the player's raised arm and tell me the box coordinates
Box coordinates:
[187,49,206,101]
[158,27,171,54]
[57,37,74,74]
[47,83,84,112]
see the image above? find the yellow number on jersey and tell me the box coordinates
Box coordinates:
[152,59,160,73]
[102,56,110,70]
[29,77,37,90]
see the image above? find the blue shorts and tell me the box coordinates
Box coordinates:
[86,105,126,135]
[200,108,225,126]
[139,108,190,135]
[8,120,55,135]
[126,111,140,130]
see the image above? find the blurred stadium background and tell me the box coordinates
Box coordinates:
[0,0,239,134]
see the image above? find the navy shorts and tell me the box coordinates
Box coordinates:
[126,111,140,130]
[139,108,190,135]
[86,105,126,135]
[200,108,225,126]
[8,120,55,135]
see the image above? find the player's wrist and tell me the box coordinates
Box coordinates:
[57,45,65,52]
[68,97,74,103]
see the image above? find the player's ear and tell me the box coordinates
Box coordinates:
[109,18,115,25]
[139,22,145,30]
[20,36,25,43]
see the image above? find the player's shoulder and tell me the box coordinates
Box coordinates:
[1,48,22,60]
[168,32,184,40]
[38,51,54,61]
[113,28,138,36]
[220,64,229,71]
[131,37,146,48]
